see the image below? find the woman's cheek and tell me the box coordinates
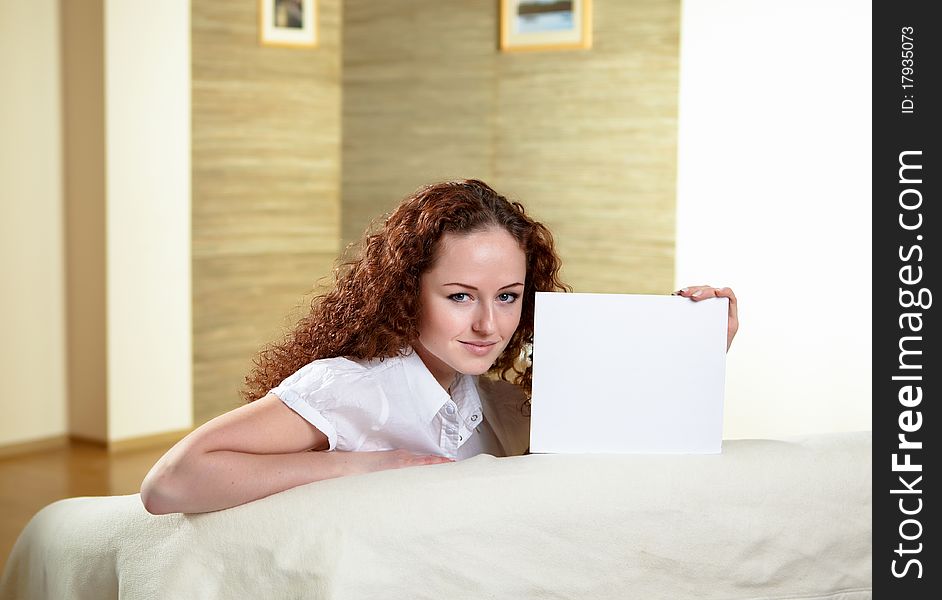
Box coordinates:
[445,302,469,331]
[504,303,523,331]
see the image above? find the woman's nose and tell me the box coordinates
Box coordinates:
[472,304,496,335]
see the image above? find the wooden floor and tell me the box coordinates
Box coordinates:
[0,440,172,574]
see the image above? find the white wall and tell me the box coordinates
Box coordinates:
[105,0,192,442]
[0,0,68,446]
[676,0,872,438]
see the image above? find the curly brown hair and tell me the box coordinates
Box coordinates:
[241,179,570,407]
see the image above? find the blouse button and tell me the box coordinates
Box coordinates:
[445,404,456,415]
[471,414,478,421]
[446,426,457,435]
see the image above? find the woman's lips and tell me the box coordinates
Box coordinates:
[459,341,497,356]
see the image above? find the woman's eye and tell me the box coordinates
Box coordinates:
[449,292,518,303]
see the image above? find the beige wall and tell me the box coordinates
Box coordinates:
[342,0,680,295]
[3,0,191,449]
[0,0,68,446]
[62,0,107,441]
[2,0,343,448]
[191,0,342,422]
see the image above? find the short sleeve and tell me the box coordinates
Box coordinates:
[269,360,343,451]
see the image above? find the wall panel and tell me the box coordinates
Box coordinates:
[192,0,342,422]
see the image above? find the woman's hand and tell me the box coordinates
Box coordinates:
[673,285,739,351]
[338,449,455,476]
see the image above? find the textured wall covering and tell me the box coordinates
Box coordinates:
[192,0,341,422]
[342,0,680,294]
[342,1,497,242]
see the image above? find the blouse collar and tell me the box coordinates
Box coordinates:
[400,347,483,425]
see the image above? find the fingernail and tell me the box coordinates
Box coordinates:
[692,290,702,296]
[680,287,689,293]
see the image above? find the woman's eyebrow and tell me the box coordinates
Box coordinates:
[442,282,524,291]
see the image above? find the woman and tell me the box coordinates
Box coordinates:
[141,179,738,514]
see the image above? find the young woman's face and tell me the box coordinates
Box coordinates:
[414,226,527,391]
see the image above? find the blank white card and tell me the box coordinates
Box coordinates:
[530,292,728,454]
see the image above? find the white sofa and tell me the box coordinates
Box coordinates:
[0,431,871,599]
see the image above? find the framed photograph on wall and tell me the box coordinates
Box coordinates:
[259,0,318,48]
[500,0,592,52]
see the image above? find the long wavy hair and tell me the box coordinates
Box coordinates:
[241,179,570,408]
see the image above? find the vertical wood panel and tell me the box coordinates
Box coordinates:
[495,0,680,293]
[341,0,498,242]
[192,0,341,423]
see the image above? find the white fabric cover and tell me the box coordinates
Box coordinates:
[0,432,872,600]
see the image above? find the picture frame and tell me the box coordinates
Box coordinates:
[259,0,318,48]
[500,0,592,52]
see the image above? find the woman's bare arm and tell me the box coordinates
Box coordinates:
[140,393,451,514]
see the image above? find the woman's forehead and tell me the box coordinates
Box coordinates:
[435,228,524,259]
[428,229,526,279]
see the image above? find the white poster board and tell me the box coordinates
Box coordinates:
[530,292,728,454]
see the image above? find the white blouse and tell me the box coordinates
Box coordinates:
[270,347,515,460]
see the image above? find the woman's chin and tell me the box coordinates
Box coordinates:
[452,354,498,375]
[463,363,493,376]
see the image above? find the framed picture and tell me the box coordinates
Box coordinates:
[500,0,592,52]
[259,0,318,48]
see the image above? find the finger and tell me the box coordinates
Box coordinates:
[672,285,707,297]
[713,287,739,351]
[714,287,738,321]
[679,285,717,301]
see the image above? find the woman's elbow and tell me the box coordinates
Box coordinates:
[140,464,183,515]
